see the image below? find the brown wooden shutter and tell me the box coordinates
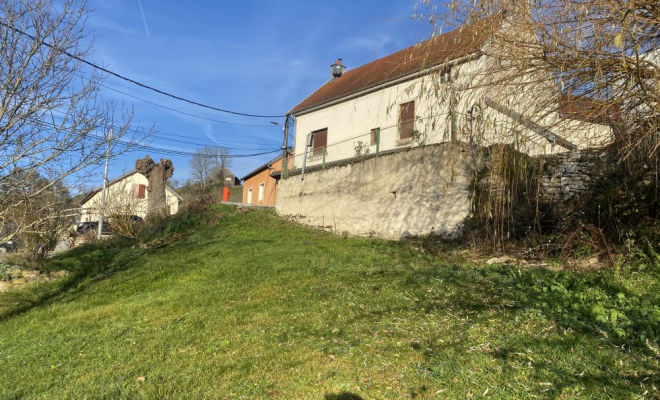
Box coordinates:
[138,184,146,199]
[312,129,327,156]
[399,101,415,140]
[370,128,379,145]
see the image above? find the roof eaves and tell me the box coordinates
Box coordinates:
[166,185,184,201]
[79,170,140,205]
[289,51,481,116]
[240,153,285,181]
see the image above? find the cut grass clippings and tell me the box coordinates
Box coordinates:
[0,205,659,399]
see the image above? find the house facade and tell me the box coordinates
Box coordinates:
[223,167,241,186]
[79,170,182,222]
[276,14,614,240]
[286,16,612,171]
[241,153,291,206]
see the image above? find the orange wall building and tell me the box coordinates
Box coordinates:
[241,153,291,206]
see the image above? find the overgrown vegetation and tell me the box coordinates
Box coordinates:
[176,182,242,207]
[1,205,660,398]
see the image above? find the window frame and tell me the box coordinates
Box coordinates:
[133,183,147,199]
[311,128,328,157]
[398,101,415,141]
[370,128,380,146]
[258,182,265,202]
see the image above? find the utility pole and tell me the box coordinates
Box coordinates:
[97,127,113,240]
[281,115,290,179]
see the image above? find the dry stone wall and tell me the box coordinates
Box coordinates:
[537,149,607,203]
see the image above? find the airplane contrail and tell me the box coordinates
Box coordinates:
[137,0,150,37]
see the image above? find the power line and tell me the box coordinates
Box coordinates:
[0,20,283,119]
[126,127,280,148]
[96,82,277,127]
[141,132,278,151]
[112,139,281,159]
[22,116,280,158]
[42,107,279,147]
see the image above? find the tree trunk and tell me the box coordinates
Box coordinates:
[135,156,174,217]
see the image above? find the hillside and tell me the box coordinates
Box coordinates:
[1,205,659,399]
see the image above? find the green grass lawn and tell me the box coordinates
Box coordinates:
[1,205,659,399]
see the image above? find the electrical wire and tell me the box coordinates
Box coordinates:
[139,132,279,151]
[20,116,281,159]
[96,81,277,127]
[41,107,281,148]
[0,20,283,119]
[126,127,280,149]
[111,139,281,158]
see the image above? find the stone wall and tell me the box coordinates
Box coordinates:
[537,149,607,203]
[277,143,479,240]
[277,143,609,240]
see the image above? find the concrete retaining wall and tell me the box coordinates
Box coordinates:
[276,143,479,239]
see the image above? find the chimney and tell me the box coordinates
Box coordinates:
[331,59,345,80]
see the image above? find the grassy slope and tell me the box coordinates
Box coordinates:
[0,205,658,399]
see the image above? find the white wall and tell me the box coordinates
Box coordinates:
[291,54,612,168]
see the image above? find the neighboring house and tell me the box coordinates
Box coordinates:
[241,152,292,206]
[223,168,241,186]
[78,170,182,222]
[286,15,612,170]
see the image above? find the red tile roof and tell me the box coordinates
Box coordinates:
[289,16,502,115]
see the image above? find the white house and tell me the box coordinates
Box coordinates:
[286,15,613,170]
[79,170,182,222]
[275,13,616,240]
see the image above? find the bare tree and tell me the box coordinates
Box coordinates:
[3,170,74,259]
[0,0,149,244]
[408,0,659,247]
[211,147,233,187]
[190,146,232,189]
[415,0,658,163]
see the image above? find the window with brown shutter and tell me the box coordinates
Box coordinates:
[399,101,415,140]
[370,128,380,145]
[312,129,327,156]
[133,184,146,199]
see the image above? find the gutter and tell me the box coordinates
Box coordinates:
[291,52,481,117]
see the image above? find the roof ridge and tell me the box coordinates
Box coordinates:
[288,15,502,115]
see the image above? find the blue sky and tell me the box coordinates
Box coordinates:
[85,0,429,186]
